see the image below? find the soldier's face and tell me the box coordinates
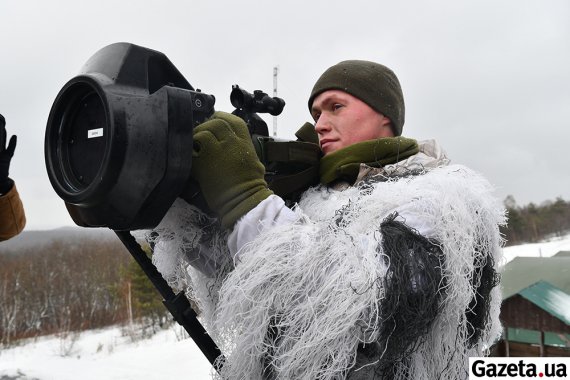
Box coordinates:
[311,90,394,155]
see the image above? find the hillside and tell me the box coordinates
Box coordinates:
[0,227,117,254]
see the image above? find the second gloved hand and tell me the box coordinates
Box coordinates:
[0,114,17,194]
[191,112,274,229]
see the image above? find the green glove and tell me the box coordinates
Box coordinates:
[191,112,273,229]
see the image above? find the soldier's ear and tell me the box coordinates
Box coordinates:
[380,114,396,137]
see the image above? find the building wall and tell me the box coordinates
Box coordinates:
[491,340,570,357]
[501,295,570,334]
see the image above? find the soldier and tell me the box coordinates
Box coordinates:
[154,61,505,379]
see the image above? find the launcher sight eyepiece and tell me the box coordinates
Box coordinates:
[230,85,285,136]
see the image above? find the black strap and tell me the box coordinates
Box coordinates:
[267,165,320,199]
[256,139,321,199]
[264,140,320,164]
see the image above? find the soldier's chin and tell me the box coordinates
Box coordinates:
[321,141,338,155]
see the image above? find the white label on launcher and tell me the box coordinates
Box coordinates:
[88,128,104,138]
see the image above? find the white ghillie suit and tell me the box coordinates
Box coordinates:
[150,140,506,380]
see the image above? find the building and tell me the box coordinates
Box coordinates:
[491,253,570,357]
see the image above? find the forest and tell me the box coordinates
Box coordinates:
[501,196,570,246]
[0,235,170,347]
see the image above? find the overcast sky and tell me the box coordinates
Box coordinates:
[0,0,568,230]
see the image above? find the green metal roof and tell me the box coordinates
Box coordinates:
[501,257,570,298]
[512,281,570,325]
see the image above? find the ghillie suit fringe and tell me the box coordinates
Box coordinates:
[150,164,505,380]
[147,200,234,325]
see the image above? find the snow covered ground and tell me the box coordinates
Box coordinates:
[501,233,570,265]
[0,325,213,380]
[2,234,569,380]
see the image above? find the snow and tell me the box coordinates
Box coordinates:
[0,325,213,380]
[2,234,570,379]
[542,285,570,323]
[501,233,570,265]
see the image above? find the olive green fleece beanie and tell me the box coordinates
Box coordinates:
[308,60,405,136]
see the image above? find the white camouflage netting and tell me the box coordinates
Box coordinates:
[150,163,505,380]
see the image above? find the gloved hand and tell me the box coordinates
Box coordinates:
[0,114,17,194]
[191,112,273,229]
